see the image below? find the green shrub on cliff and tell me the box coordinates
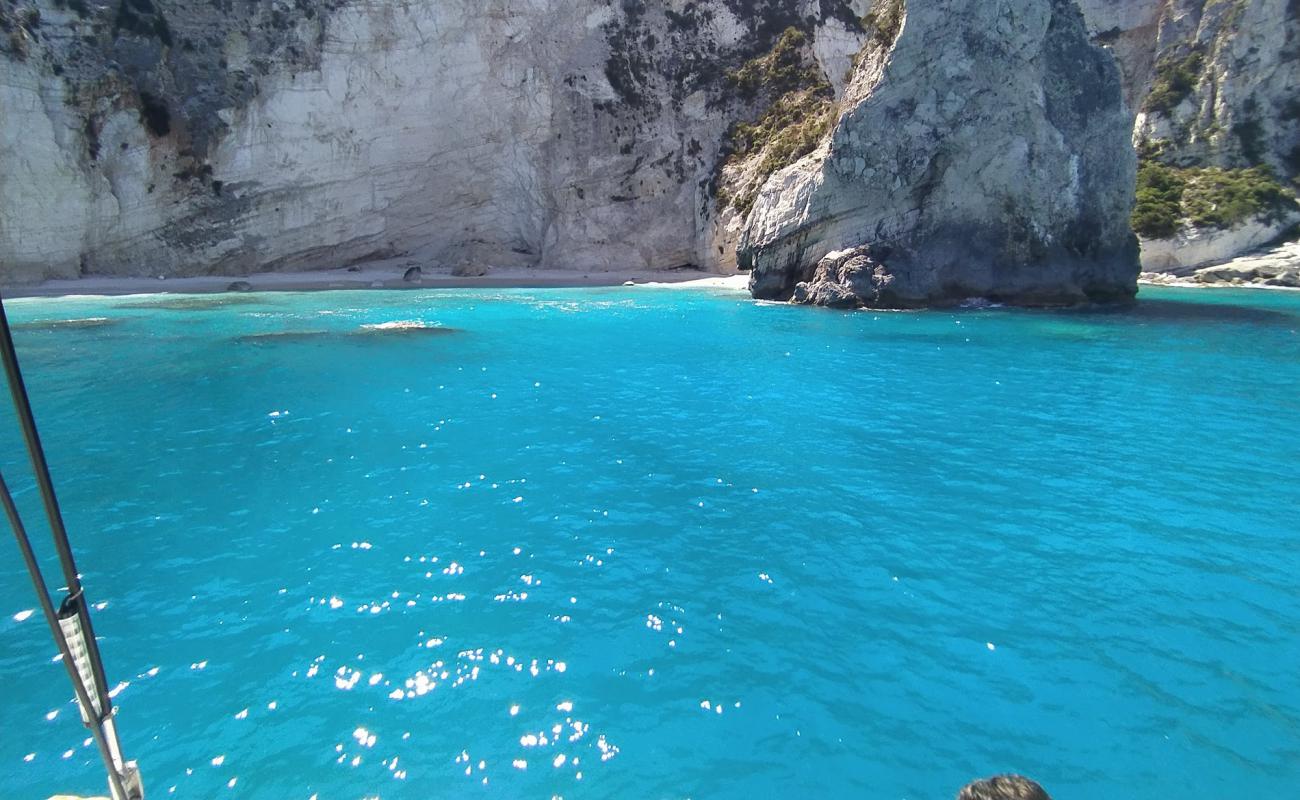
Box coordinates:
[717,28,835,215]
[1132,162,1187,238]
[1144,51,1204,114]
[1182,166,1296,228]
[725,91,836,214]
[862,0,905,46]
[1132,160,1298,238]
[727,28,826,101]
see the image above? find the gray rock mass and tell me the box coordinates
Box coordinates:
[0,0,1162,306]
[741,0,1141,307]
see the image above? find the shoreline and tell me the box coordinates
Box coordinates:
[1138,276,1300,292]
[5,264,1296,302]
[2,261,751,300]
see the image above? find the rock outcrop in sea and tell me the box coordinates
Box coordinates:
[738,0,1140,307]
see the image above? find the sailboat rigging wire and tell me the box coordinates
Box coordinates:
[0,471,129,800]
[0,292,142,800]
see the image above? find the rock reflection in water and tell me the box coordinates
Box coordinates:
[236,322,461,345]
[10,317,120,331]
[117,295,269,311]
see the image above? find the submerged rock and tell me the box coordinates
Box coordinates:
[11,317,118,331]
[236,331,333,344]
[117,295,266,310]
[237,323,462,345]
[740,0,1140,308]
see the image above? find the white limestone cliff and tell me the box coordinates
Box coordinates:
[1076,0,1300,271]
[0,0,872,283]
[7,0,1289,295]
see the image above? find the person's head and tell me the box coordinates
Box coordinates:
[956,775,1051,800]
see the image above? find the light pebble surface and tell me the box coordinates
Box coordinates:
[2,262,748,299]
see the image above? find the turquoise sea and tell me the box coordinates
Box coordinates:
[1,285,1297,800]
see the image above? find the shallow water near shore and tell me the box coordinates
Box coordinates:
[1,285,1297,800]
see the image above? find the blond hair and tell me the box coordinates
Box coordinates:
[957,775,1051,800]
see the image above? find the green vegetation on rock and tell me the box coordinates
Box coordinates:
[721,93,836,215]
[862,0,905,46]
[1143,51,1204,114]
[716,28,835,216]
[1132,160,1298,238]
[726,27,828,102]
[1131,162,1187,238]
[843,0,904,82]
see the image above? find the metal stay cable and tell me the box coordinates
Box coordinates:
[0,470,129,800]
[0,292,142,800]
[0,295,112,691]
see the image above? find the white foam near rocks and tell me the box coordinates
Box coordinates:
[360,321,436,331]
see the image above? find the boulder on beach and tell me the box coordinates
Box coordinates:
[1191,242,1300,288]
[227,281,253,292]
[403,266,423,282]
[452,262,490,277]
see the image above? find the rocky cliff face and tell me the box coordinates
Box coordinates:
[9,0,1275,302]
[1133,0,1299,180]
[0,0,872,282]
[738,0,1140,307]
[1077,0,1300,271]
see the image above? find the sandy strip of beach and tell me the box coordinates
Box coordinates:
[2,259,751,299]
[1138,276,1299,292]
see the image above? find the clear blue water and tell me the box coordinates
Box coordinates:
[1,285,1298,800]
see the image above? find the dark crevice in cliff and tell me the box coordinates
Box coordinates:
[26,0,348,180]
[137,89,170,136]
[114,0,172,46]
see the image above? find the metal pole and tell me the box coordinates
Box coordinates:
[0,294,116,711]
[0,471,129,800]
[0,292,139,799]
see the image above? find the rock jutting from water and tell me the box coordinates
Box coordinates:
[739,0,1141,308]
[789,246,896,308]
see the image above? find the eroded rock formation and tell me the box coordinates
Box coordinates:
[1078,0,1300,271]
[0,0,872,282]
[4,0,1290,298]
[739,0,1141,307]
